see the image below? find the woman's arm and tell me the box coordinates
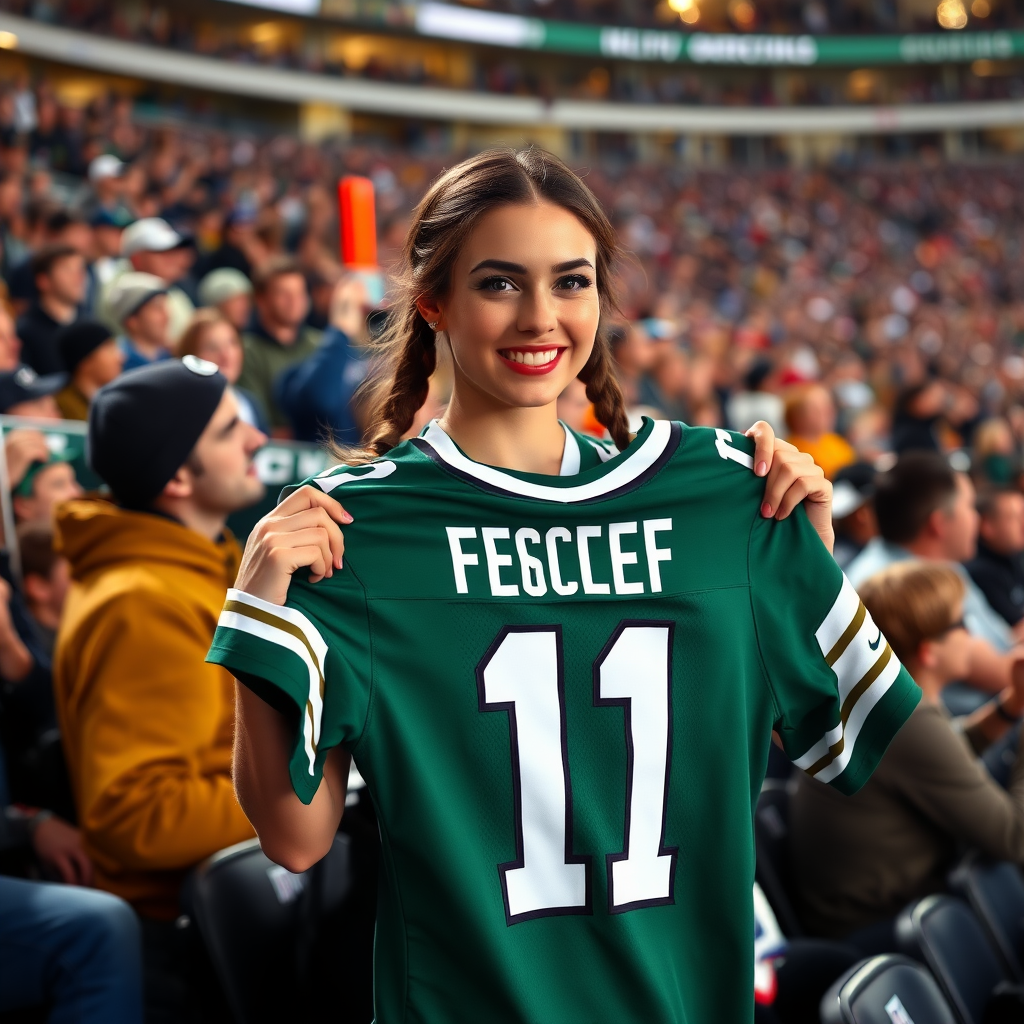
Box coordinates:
[234,683,350,872]
[230,485,352,868]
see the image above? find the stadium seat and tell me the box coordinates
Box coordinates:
[754,778,803,937]
[180,834,357,1024]
[819,954,957,1024]
[950,856,1024,982]
[895,894,1016,1024]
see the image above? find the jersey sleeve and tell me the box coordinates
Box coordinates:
[206,571,372,804]
[748,504,920,796]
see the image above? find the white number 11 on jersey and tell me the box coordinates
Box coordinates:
[478,623,677,924]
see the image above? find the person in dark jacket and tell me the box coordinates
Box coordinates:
[16,244,86,375]
[274,272,370,444]
[965,487,1024,634]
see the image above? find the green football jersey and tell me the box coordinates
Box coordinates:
[207,417,919,1024]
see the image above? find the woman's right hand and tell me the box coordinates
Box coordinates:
[235,485,352,606]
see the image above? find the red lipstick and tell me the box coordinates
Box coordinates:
[497,347,566,376]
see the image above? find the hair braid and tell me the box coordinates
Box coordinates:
[364,312,438,456]
[578,332,631,452]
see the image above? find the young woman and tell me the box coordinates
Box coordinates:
[208,149,919,1023]
[791,561,1024,951]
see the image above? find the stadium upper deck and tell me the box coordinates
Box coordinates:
[1,0,1024,160]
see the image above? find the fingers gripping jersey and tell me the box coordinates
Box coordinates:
[208,419,919,1024]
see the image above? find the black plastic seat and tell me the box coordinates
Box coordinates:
[754,778,803,937]
[950,857,1024,982]
[820,954,958,1024]
[180,834,356,1024]
[896,894,1009,1024]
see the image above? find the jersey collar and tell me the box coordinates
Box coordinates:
[412,418,679,504]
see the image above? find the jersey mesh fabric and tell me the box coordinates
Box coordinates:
[207,419,919,1024]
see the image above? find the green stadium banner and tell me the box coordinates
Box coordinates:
[0,415,330,577]
[410,3,1024,66]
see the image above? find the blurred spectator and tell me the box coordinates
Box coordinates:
[0,515,57,812]
[113,217,195,343]
[274,273,369,443]
[965,488,1024,630]
[12,455,83,527]
[177,308,268,432]
[847,452,1018,711]
[18,521,69,657]
[54,360,265,1018]
[196,267,253,333]
[238,257,321,431]
[107,272,171,371]
[55,319,124,421]
[0,305,22,371]
[16,244,86,375]
[972,417,1018,487]
[193,207,256,281]
[830,462,878,570]
[784,383,855,481]
[0,872,142,1024]
[0,364,67,419]
[791,562,1024,951]
[86,154,127,219]
[727,358,786,438]
[89,208,131,292]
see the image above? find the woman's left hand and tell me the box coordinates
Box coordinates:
[744,421,834,554]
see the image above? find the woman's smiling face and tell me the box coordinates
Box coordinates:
[425,200,602,412]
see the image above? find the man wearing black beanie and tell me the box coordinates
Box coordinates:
[52,356,266,1020]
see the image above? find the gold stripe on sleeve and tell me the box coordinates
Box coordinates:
[825,601,867,667]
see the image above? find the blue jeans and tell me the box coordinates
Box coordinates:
[0,877,143,1023]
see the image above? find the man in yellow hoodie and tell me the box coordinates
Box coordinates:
[54,356,266,1019]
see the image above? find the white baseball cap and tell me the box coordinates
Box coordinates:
[88,154,125,183]
[107,272,169,327]
[121,217,186,257]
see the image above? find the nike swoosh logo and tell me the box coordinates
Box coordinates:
[868,630,882,651]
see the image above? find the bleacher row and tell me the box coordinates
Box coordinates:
[757,775,1024,1023]
[2,770,1008,1024]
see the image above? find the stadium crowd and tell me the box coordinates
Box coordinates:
[4,76,1024,1022]
[5,0,1024,107]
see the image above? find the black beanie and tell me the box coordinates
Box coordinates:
[57,319,114,374]
[88,356,228,508]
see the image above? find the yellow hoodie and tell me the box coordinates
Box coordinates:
[54,498,255,919]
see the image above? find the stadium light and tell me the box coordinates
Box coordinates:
[667,0,700,24]
[936,0,968,29]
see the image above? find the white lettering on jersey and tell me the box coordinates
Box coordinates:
[446,527,479,594]
[515,528,548,597]
[482,528,520,598]
[609,522,645,596]
[715,429,755,470]
[447,520,673,598]
[643,519,673,594]
[546,527,579,597]
[577,526,611,595]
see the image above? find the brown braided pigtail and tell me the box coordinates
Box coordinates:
[362,310,438,456]
[578,329,631,452]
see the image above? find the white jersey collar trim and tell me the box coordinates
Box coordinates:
[417,418,673,504]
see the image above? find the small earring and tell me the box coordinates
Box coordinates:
[428,321,438,330]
